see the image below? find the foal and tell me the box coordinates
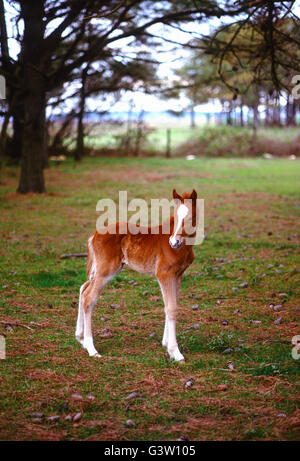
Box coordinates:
[75,189,198,361]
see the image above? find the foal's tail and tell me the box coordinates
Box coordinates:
[86,233,96,280]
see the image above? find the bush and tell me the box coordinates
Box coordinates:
[177,125,300,157]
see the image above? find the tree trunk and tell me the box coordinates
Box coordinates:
[75,66,88,161]
[290,97,296,126]
[0,0,8,56]
[253,105,259,129]
[285,94,290,126]
[273,99,281,126]
[0,111,9,152]
[49,115,73,153]
[265,93,270,126]
[226,102,232,125]
[286,94,296,126]
[0,110,9,175]
[17,1,46,193]
[233,106,237,126]
[75,106,84,162]
[252,105,258,153]
[17,92,46,193]
[253,94,259,130]
[251,87,259,154]
[134,109,144,157]
[240,101,244,127]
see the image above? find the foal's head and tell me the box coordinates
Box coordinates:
[169,189,198,249]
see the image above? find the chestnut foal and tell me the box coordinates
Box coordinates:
[75,189,198,361]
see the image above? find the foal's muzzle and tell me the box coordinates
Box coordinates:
[169,237,183,249]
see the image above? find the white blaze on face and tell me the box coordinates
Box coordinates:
[169,204,188,247]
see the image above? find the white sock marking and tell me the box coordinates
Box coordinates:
[167,318,184,361]
[83,336,100,357]
[162,314,169,347]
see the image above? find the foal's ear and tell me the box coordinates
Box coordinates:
[173,189,182,202]
[191,189,197,200]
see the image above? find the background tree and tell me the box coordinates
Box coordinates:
[170,3,299,129]
[0,0,228,193]
[203,2,300,96]
[172,55,217,128]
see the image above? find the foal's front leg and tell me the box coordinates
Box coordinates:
[161,275,182,349]
[162,313,169,348]
[159,276,184,362]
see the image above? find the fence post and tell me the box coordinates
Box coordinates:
[166,129,171,158]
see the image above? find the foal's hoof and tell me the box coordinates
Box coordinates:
[92,352,102,358]
[168,348,185,362]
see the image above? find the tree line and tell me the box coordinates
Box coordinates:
[0,0,299,193]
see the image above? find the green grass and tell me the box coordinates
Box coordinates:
[0,156,299,441]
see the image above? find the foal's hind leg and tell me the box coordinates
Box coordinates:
[75,281,90,346]
[158,280,169,348]
[81,276,109,357]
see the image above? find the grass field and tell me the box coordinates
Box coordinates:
[0,156,300,441]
